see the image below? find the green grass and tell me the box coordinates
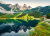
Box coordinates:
[48,21,50,23]
[29,22,50,36]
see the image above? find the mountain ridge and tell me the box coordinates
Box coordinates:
[0,1,6,4]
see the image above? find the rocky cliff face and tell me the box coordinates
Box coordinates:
[8,4,32,11]
[20,4,32,10]
[0,1,32,11]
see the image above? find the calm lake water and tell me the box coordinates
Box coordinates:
[0,19,40,36]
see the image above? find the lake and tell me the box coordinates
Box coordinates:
[0,19,40,36]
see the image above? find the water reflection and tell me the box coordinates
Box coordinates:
[0,19,40,36]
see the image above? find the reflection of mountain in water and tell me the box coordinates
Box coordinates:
[0,19,40,36]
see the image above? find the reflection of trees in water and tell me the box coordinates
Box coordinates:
[0,19,40,36]
[17,19,40,27]
[0,25,11,36]
[0,25,28,36]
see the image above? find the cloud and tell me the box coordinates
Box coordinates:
[0,0,50,8]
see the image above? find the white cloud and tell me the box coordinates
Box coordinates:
[0,0,50,8]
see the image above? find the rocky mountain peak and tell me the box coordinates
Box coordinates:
[0,1,6,4]
[23,4,27,8]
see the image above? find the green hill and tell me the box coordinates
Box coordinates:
[31,6,50,15]
[0,3,11,11]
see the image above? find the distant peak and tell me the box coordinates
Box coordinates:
[0,1,6,4]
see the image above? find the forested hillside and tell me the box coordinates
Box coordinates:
[0,3,11,11]
[31,6,50,15]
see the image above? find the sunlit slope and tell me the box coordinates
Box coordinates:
[29,22,50,36]
[0,12,34,19]
[17,12,23,17]
[17,13,26,18]
[13,13,22,18]
[0,13,21,19]
[17,13,34,19]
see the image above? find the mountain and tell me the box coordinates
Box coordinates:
[0,1,6,4]
[0,1,11,11]
[0,3,11,11]
[8,4,32,11]
[0,1,50,14]
[0,6,5,10]
[31,6,50,15]
[40,6,50,14]
[0,1,32,11]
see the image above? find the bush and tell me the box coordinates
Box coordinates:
[29,22,50,36]
[40,17,44,21]
[46,13,50,19]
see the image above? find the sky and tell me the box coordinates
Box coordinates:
[0,0,50,8]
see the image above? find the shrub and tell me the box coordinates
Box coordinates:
[29,22,50,36]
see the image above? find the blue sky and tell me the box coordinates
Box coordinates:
[0,0,50,8]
